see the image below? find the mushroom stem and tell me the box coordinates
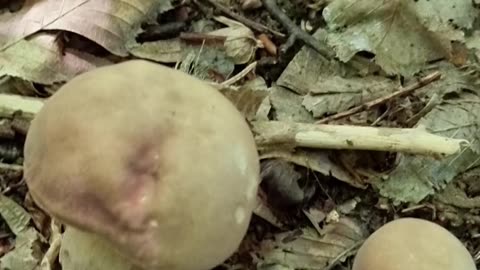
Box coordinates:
[0,93,467,156]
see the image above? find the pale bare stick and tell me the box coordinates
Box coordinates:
[0,93,467,157]
[252,121,468,157]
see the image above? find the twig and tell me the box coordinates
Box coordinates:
[203,0,285,38]
[221,61,257,86]
[0,94,44,117]
[261,0,332,57]
[252,121,469,157]
[316,71,442,124]
[1,89,466,158]
[179,32,226,46]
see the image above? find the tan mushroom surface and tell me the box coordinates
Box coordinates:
[23,60,260,270]
[352,218,476,270]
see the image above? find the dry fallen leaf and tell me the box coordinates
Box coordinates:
[269,86,314,123]
[323,0,477,76]
[220,88,268,120]
[374,91,480,203]
[209,16,261,64]
[0,0,172,56]
[257,217,366,269]
[128,38,183,63]
[0,32,111,84]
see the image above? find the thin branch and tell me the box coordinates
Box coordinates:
[252,121,469,157]
[316,71,442,124]
[203,0,285,38]
[1,89,467,158]
[261,0,332,57]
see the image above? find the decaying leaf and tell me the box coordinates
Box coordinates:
[0,194,31,235]
[178,46,235,82]
[465,31,480,61]
[276,30,350,96]
[257,218,366,269]
[417,62,480,98]
[128,38,183,63]
[302,75,400,118]
[435,180,480,209]
[374,92,480,203]
[220,88,268,120]
[269,86,314,123]
[209,16,260,64]
[0,194,43,270]
[273,29,399,119]
[323,0,477,76]
[0,228,43,270]
[0,32,111,84]
[0,0,172,56]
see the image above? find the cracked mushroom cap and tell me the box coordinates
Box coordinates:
[23,60,260,270]
[352,218,476,270]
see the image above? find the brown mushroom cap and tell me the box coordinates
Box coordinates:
[352,218,476,270]
[23,60,260,270]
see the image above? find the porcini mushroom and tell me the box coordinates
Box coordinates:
[352,218,476,270]
[23,60,260,270]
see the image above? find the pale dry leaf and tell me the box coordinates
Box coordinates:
[269,86,314,123]
[0,228,43,270]
[323,0,476,76]
[303,207,326,234]
[257,218,366,269]
[466,31,480,60]
[374,92,480,203]
[417,61,480,98]
[220,88,268,120]
[0,194,43,270]
[0,0,172,56]
[0,0,89,49]
[209,16,260,64]
[275,28,398,119]
[0,194,31,235]
[254,195,284,228]
[435,177,480,209]
[128,38,183,63]
[0,32,111,84]
[276,30,350,96]
[302,75,399,117]
[178,46,235,81]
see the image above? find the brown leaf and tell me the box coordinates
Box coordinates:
[0,0,171,56]
[220,88,268,120]
[258,218,366,269]
[0,32,111,84]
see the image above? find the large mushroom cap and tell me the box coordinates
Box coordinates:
[24,60,260,270]
[352,218,476,270]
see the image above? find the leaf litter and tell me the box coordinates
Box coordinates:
[0,0,480,269]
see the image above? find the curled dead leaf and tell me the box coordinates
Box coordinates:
[209,16,262,64]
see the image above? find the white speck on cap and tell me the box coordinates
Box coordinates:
[234,207,246,224]
[246,175,257,201]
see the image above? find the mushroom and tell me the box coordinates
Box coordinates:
[352,218,476,270]
[23,60,260,270]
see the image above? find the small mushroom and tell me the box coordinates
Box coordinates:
[23,60,260,270]
[352,218,476,270]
